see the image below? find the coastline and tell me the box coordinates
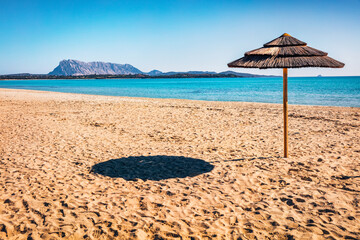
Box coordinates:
[1,75,359,108]
[1,87,359,109]
[1,88,359,239]
[0,73,275,80]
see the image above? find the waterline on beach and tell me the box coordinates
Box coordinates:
[0,76,359,107]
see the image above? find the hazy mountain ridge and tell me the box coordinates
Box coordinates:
[49,60,143,76]
[47,59,273,77]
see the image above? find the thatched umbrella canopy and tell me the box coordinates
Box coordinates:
[228,33,344,157]
[228,33,344,69]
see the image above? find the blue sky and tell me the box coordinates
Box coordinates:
[0,0,359,76]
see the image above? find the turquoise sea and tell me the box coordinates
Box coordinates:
[0,76,359,107]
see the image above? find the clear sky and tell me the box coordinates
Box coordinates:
[1,0,359,76]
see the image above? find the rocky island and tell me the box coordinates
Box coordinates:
[1,59,276,79]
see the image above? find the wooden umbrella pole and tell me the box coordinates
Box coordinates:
[283,68,288,158]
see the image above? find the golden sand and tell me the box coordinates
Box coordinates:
[0,88,359,239]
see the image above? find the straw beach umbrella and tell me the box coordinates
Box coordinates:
[228,33,344,158]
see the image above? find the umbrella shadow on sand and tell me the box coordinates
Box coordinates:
[90,155,214,181]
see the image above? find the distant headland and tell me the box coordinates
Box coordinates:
[0,59,276,79]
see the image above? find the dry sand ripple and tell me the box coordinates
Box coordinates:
[0,88,359,239]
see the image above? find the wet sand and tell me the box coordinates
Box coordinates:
[0,88,359,239]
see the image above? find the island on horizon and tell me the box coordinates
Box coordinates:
[0,59,277,80]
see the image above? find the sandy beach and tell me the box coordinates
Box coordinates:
[0,88,359,239]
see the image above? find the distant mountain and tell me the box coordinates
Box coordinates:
[1,60,278,79]
[150,70,217,76]
[146,70,163,76]
[3,73,45,77]
[145,70,272,77]
[47,59,275,78]
[49,59,143,76]
[218,71,268,77]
